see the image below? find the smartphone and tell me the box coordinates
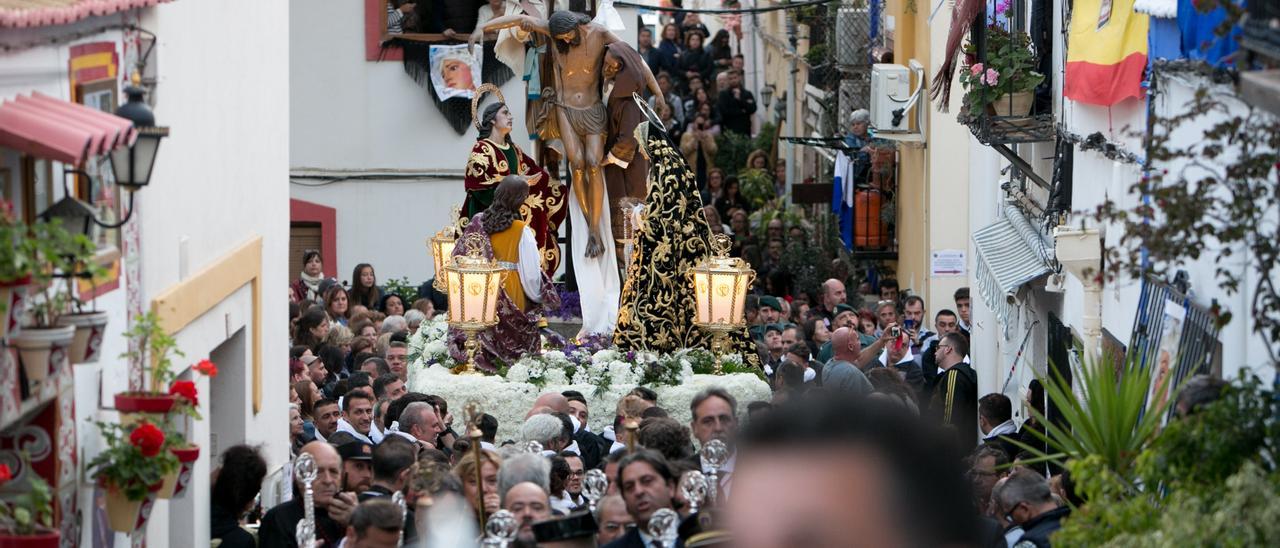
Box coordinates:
[903,319,916,331]
[890,326,900,338]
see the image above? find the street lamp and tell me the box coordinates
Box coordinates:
[429,207,463,292]
[110,82,168,192]
[444,234,506,374]
[687,234,755,373]
[760,84,774,111]
[41,78,168,232]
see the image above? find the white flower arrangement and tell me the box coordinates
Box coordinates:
[407,316,455,369]
[405,315,771,439]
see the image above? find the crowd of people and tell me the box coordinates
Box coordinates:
[208,243,1087,547]
[235,5,1091,547]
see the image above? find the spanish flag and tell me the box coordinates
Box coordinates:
[1065,0,1150,106]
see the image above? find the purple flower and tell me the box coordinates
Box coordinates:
[995,0,1011,15]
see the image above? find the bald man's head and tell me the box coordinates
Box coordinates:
[822,279,847,309]
[831,327,861,362]
[297,441,342,507]
[528,393,571,418]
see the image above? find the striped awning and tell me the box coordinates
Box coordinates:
[0,91,136,165]
[0,0,170,28]
[973,203,1056,334]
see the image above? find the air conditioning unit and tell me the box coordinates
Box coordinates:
[870,63,910,131]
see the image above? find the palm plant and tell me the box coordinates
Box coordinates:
[1010,350,1173,486]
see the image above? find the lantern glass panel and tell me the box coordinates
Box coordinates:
[709,271,737,324]
[692,270,712,324]
[447,269,465,322]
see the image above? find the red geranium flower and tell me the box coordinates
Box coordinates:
[169,380,198,406]
[0,463,11,485]
[129,422,166,457]
[193,359,218,377]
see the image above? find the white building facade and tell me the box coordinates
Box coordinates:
[0,0,290,545]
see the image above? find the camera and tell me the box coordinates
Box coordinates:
[890,326,900,338]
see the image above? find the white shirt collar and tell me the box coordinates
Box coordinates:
[336,418,374,445]
[985,420,1018,440]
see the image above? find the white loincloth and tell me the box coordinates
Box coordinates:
[567,182,620,336]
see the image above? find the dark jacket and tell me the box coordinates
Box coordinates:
[357,484,419,543]
[717,87,757,136]
[211,504,256,548]
[1015,506,1070,547]
[930,362,979,454]
[574,429,612,470]
[258,498,345,548]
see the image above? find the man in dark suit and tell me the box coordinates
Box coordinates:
[930,332,979,454]
[258,442,354,547]
[716,69,756,136]
[564,390,611,469]
[602,450,684,548]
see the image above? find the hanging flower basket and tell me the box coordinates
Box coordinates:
[58,311,109,364]
[11,325,74,389]
[113,392,177,427]
[156,445,200,500]
[102,480,161,533]
[0,275,32,341]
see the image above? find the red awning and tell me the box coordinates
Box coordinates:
[0,92,136,166]
[0,0,171,29]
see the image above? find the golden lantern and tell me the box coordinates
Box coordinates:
[444,234,507,373]
[687,234,755,373]
[429,207,465,292]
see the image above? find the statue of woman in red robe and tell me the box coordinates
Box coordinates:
[465,87,567,275]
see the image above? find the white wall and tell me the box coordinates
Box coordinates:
[130,1,291,544]
[290,0,538,282]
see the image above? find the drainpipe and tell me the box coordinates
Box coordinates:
[1054,226,1102,354]
[785,10,798,200]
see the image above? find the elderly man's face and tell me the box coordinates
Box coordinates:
[504,482,551,542]
[300,444,342,507]
[596,496,633,545]
[834,311,857,330]
[691,395,737,447]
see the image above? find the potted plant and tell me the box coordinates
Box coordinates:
[10,218,92,389]
[86,421,177,533]
[0,459,59,547]
[57,260,110,365]
[156,359,217,500]
[0,198,34,342]
[958,3,1044,118]
[115,311,184,426]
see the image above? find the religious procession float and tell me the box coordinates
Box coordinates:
[406,29,773,435]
